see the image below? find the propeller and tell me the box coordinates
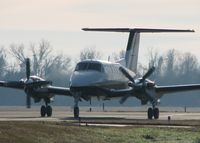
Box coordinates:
[119,67,136,104]
[26,91,31,108]
[119,66,155,104]
[25,58,31,108]
[23,58,52,108]
[119,94,130,104]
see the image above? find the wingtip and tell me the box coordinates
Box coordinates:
[82,28,88,31]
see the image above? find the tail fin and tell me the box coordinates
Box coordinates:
[82,28,194,73]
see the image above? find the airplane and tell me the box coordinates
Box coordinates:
[0,58,71,117]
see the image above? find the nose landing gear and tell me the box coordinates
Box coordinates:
[147,107,159,119]
[74,107,79,119]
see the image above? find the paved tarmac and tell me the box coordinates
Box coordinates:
[0,106,200,122]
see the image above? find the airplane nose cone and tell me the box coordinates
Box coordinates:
[70,71,104,87]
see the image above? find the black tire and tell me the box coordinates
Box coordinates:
[74,107,79,119]
[153,108,159,119]
[148,107,153,119]
[40,105,46,117]
[46,105,52,117]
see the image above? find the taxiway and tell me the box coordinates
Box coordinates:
[0,106,200,123]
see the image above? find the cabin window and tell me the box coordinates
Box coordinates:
[88,63,102,71]
[75,63,88,71]
[75,62,102,72]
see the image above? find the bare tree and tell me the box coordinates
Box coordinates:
[9,40,72,79]
[9,44,26,62]
[163,49,177,75]
[112,49,125,61]
[176,52,198,83]
[80,47,101,61]
[30,40,53,77]
[141,47,164,80]
[9,44,27,75]
[0,47,7,78]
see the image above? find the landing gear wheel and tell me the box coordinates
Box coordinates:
[46,105,52,117]
[153,108,159,119]
[74,107,79,119]
[40,105,46,117]
[148,107,153,119]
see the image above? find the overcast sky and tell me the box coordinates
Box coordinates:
[0,0,200,65]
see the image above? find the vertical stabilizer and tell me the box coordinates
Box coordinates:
[82,28,194,73]
[125,32,140,72]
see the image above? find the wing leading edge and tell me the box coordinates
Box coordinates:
[99,84,200,100]
[46,86,72,96]
[0,81,24,89]
[155,84,200,95]
[0,80,72,96]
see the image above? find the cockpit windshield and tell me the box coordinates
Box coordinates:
[75,62,102,72]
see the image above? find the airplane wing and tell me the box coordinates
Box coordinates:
[99,84,200,101]
[0,81,25,89]
[104,84,200,96]
[46,86,72,96]
[0,81,72,96]
[155,84,200,97]
[33,86,72,96]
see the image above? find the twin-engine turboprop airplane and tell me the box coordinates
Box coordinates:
[0,58,71,117]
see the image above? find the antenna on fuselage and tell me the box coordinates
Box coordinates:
[108,56,110,61]
[82,28,195,73]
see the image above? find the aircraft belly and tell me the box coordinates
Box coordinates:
[70,79,129,101]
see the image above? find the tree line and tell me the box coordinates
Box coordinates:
[0,40,200,106]
[143,48,200,85]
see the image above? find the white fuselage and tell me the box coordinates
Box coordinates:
[70,59,135,97]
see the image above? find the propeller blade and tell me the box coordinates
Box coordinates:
[119,94,130,104]
[26,94,31,108]
[141,66,155,82]
[26,58,30,80]
[119,67,135,83]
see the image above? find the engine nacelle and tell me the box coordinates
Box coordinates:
[145,81,155,89]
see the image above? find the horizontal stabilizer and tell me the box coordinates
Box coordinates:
[82,28,195,33]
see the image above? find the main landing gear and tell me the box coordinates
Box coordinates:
[40,99,52,117]
[147,107,159,119]
[40,105,52,117]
